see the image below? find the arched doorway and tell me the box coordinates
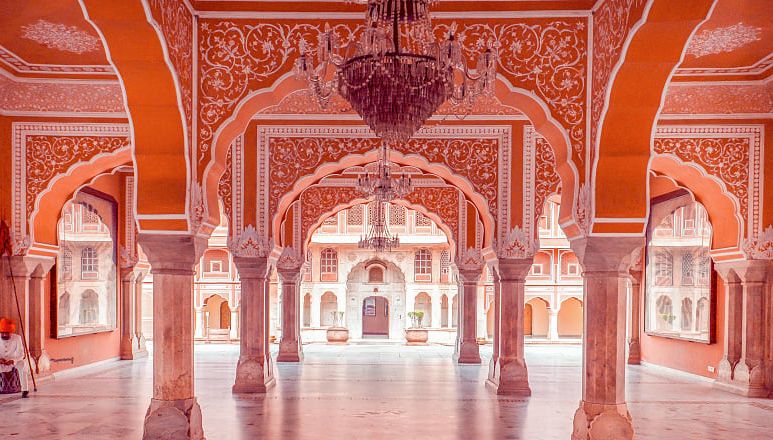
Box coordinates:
[524,303,533,336]
[414,292,432,327]
[320,292,338,327]
[362,296,390,338]
[203,294,231,342]
[557,297,583,338]
[303,293,312,328]
[526,298,549,338]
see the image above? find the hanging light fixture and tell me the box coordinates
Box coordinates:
[355,142,413,202]
[293,0,498,145]
[358,201,400,252]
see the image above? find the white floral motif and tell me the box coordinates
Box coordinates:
[575,183,591,234]
[227,225,272,258]
[189,182,208,233]
[496,226,537,260]
[743,225,773,260]
[21,20,101,54]
[686,23,762,58]
[276,246,303,270]
[455,247,485,273]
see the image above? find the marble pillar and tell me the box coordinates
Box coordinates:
[627,265,643,365]
[120,269,139,360]
[716,260,772,397]
[2,256,34,342]
[548,309,560,341]
[455,249,484,364]
[135,272,148,355]
[277,248,303,362]
[570,237,641,440]
[28,259,54,376]
[232,256,275,393]
[715,263,744,385]
[230,308,239,340]
[487,258,531,395]
[139,234,206,440]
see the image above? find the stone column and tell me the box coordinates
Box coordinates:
[2,256,34,342]
[277,247,303,362]
[487,258,531,395]
[715,263,743,384]
[726,260,771,397]
[431,294,442,328]
[230,307,239,340]
[194,308,205,339]
[28,259,54,376]
[311,293,321,328]
[120,268,139,360]
[548,308,560,341]
[627,262,643,365]
[454,248,484,364]
[135,271,148,355]
[232,256,275,393]
[139,234,205,440]
[571,237,641,440]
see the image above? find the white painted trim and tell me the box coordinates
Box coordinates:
[51,356,122,380]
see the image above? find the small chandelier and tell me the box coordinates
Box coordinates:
[359,201,400,252]
[293,0,499,144]
[356,142,413,202]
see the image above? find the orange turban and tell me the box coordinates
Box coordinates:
[0,318,15,333]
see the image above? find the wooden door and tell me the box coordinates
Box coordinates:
[362,296,389,337]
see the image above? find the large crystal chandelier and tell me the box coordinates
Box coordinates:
[359,201,400,252]
[293,0,498,144]
[355,142,413,202]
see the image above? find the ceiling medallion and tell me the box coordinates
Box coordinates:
[293,0,498,145]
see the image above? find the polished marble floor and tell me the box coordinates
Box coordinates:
[1,344,772,439]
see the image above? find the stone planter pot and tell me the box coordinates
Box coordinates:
[405,328,429,346]
[326,327,350,344]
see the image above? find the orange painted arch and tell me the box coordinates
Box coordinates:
[592,0,716,230]
[650,155,742,255]
[200,74,581,243]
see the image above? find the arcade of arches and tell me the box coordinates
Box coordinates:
[0,1,771,439]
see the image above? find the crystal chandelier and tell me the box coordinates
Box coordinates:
[358,201,400,252]
[293,0,499,144]
[356,142,413,202]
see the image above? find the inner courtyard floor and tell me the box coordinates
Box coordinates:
[1,344,772,440]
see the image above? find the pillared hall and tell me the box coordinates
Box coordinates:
[0,0,771,439]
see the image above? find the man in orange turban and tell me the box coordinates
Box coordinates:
[0,318,29,397]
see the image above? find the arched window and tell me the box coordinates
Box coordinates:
[303,293,312,327]
[681,298,693,331]
[320,248,338,281]
[58,292,70,326]
[696,297,709,333]
[440,294,449,327]
[320,292,338,327]
[79,289,99,324]
[656,295,673,331]
[414,293,432,327]
[81,247,98,278]
[368,266,384,283]
[414,249,432,282]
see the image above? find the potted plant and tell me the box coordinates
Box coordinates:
[326,311,349,344]
[405,311,429,345]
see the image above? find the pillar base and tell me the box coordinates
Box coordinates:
[486,357,531,396]
[455,341,481,364]
[627,340,641,365]
[277,339,302,362]
[714,362,769,398]
[33,351,51,376]
[572,401,633,440]
[120,336,139,360]
[143,397,204,440]
[232,356,275,394]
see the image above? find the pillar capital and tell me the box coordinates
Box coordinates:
[494,258,532,283]
[570,236,643,274]
[3,254,53,278]
[138,234,207,275]
[455,247,484,283]
[276,247,302,282]
[232,256,269,280]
